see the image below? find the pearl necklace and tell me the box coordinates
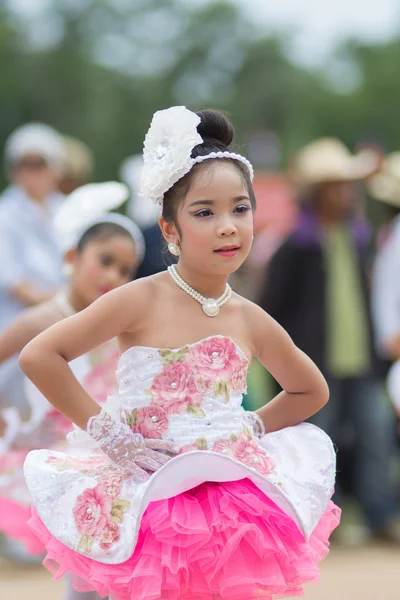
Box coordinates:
[167,264,232,317]
[54,292,76,317]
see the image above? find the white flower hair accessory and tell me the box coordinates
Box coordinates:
[140,106,253,206]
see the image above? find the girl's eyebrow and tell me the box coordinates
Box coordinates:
[189,195,249,208]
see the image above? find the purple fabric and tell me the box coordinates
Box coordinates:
[293,206,371,249]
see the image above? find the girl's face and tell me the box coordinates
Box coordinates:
[12,153,59,201]
[68,234,137,307]
[161,162,254,276]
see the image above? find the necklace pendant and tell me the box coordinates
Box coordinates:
[202,299,220,317]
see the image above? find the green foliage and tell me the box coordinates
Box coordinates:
[1,1,400,189]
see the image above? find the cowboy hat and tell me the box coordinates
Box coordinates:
[368,152,400,208]
[290,137,379,185]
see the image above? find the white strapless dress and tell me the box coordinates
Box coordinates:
[24,336,340,600]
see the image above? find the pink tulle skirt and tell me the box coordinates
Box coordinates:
[29,478,340,600]
[0,497,44,555]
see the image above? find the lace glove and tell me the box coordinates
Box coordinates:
[243,410,266,438]
[86,409,178,481]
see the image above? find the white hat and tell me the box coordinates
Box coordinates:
[291,138,379,185]
[54,182,129,248]
[368,152,400,208]
[53,181,145,262]
[4,122,65,168]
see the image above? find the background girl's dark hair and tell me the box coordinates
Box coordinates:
[76,222,136,252]
[162,109,256,225]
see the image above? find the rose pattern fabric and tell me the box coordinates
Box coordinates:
[230,434,275,476]
[145,337,274,477]
[99,522,120,550]
[193,373,214,396]
[45,336,274,553]
[150,361,202,415]
[125,406,169,439]
[148,337,248,418]
[47,455,131,553]
[187,337,240,380]
[73,484,112,537]
[231,358,249,393]
[178,430,276,477]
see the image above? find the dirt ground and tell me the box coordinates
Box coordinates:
[0,544,397,600]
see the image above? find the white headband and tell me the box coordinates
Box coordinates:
[193,151,254,180]
[140,106,254,206]
[75,213,145,263]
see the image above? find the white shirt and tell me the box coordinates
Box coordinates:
[372,215,400,357]
[0,185,65,411]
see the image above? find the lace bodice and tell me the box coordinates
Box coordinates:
[113,336,255,451]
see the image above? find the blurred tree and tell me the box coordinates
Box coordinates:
[1,0,400,192]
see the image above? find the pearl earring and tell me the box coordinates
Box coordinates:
[63,263,74,277]
[168,242,181,257]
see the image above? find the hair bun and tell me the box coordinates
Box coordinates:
[196,109,234,149]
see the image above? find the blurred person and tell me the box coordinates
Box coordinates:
[0,123,66,415]
[245,171,297,300]
[370,157,400,428]
[259,138,400,544]
[369,152,400,248]
[58,136,94,195]
[0,183,143,600]
[120,154,175,277]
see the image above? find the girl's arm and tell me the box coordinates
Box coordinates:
[19,280,149,430]
[19,280,179,478]
[0,308,49,364]
[247,303,329,433]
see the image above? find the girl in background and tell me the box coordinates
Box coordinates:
[0,182,144,600]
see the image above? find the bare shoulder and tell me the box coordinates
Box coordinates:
[123,275,165,305]
[104,274,166,328]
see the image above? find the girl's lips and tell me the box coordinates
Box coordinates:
[100,287,112,294]
[214,247,240,257]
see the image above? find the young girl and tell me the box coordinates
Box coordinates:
[21,108,340,600]
[0,183,143,573]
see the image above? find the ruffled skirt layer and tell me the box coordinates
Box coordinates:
[29,478,340,600]
[0,496,44,555]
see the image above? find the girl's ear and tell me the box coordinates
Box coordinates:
[158,216,180,245]
[63,247,79,267]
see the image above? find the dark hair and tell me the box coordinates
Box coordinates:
[76,222,135,252]
[162,109,256,225]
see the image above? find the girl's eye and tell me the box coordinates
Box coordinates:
[120,267,132,279]
[235,204,251,213]
[194,209,213,217]
[99,255,113,266]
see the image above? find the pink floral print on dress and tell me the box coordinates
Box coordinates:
[187,337,241,380]
[150,361,201,415]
